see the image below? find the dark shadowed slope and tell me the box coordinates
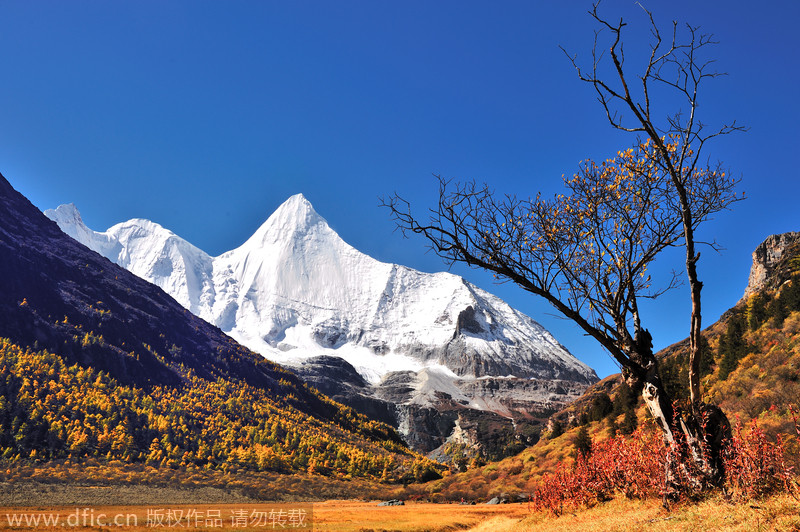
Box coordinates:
[0,172,291,389]
[0,172,406,446]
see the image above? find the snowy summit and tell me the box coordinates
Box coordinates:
[46,195,597,387]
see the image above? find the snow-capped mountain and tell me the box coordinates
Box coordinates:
[46,195,597,455]
[47,195,595,383]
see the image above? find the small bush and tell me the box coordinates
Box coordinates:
[527,418,796,515]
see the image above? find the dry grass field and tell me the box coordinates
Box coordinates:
[480,494,800,532]
[0,501,523,531]
[312,500,531,531]
[0,494,797,531]
[306,496,800,531]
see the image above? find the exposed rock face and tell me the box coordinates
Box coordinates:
[294,358,587,457]
[293,356,397,427]
[743,232,800,298]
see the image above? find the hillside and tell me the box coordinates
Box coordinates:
[0,172,442,489]
[409,232,800,503]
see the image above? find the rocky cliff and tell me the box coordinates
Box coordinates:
[743,232,800,298]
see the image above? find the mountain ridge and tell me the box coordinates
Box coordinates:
[46,195,596,385]
[46,192,597,458]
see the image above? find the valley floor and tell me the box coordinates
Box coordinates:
[0,494,797,531]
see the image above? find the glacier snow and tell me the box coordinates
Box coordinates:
[45,194,597,388]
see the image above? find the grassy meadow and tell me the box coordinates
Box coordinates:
[0,494,797,531]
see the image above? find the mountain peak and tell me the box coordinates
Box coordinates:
[112,217,179,241]
[273,193,319,223]
[44,203,85,228]
[44,203,108,248]
[239,193,329,251]
[46,191,598,387]
[284,192,312,207]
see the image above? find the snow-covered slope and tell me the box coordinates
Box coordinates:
[45,195,597,389]
[47,203,216,319]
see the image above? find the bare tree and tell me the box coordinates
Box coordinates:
[564,2,745,495]
[383,3,743,499]
[564,2,745,409]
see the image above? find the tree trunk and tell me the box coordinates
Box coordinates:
[627,345,731,503]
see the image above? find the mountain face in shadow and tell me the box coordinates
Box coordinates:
[0,173,386,429]
[0,173,268,388]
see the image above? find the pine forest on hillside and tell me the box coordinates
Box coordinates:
[0,335,443,483]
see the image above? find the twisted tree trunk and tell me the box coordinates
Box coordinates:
[625,335,731,504]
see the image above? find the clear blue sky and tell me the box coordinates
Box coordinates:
[2,1,798,378]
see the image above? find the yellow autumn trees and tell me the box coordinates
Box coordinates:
[0,338,440,482]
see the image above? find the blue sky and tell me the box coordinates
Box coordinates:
[2,1,798,379]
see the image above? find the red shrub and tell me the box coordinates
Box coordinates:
[528,419,796,515]
[724,417,796,500]
[528,429,666,514]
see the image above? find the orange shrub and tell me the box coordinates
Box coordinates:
[527,418,796,515]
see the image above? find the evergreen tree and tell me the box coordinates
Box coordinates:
[783,277,800,311]
[574,425,592,458]
[549,419,564,439]
[620,409,638,436]
[589,393,613,421]
[698,334,714,378]
[660,353,688,401]
[746,293,768,331]
[718,312,748,381]
[612,382,636,416]
[768,296,789,329]
[607,417,618,438]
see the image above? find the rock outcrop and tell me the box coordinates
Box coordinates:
[743,232,800,298]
